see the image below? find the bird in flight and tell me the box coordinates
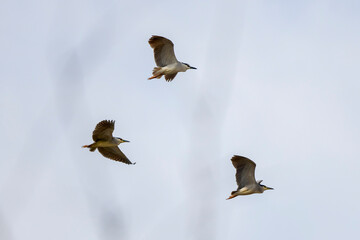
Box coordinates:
[148,35,196,82]
[227,155,273,199]
[82,120,135,165]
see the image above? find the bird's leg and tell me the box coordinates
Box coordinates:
[148,74,162,80]
[226,195,236,200]
[148,67,163,80]
[82,144,96,152]
[82,143,95,148]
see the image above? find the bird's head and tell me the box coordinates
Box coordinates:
[182,62,197,71]
[258,180,274,191]
[116,137,130,144]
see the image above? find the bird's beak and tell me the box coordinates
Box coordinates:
[122,139,130,143]
[190,66,197,69]
[266,187,274,190]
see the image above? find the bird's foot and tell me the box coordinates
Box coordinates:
[226,195,236,200]
[148,74,162,80]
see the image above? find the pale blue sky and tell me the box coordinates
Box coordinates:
[0,0,359,239]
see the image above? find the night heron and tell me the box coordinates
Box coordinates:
[82,120,135,165]
[227,155,273,199]
[148,35,196,82]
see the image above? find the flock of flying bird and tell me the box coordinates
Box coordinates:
[82,35,273,199]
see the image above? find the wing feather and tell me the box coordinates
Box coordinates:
[92,120,115,141]
[149,35,178,67]
[231,155,257,189]
[98,146,133,165]
[164,73,177,81]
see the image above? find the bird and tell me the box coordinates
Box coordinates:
[82,120,135,165]
[148,35,196,82]
[227,155,273,199]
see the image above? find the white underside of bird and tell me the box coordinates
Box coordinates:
[156,63,188,74]
[150,62,189,80]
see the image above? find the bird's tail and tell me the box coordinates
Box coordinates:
[148,67,163,80]
[82,144,96,152]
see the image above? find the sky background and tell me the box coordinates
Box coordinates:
[1,0,360,239]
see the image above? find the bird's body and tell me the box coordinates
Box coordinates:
[82,120,135,165]
[231,182,265,196]
[89,138,122,148]
[148,35,196,82]
[158,62,188,74]
[227,155,273,199]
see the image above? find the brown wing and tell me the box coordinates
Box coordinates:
[231,155,257,189]
[92,120,115,141]
[148,35,178,67]
[164,73,177,82]
[98,146,134,165]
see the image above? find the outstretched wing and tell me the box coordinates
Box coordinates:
[164,73,177,82]
[149,35,178,67]
[98,146,134,165]
[92,120,115,141]
[231,155,257,189]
